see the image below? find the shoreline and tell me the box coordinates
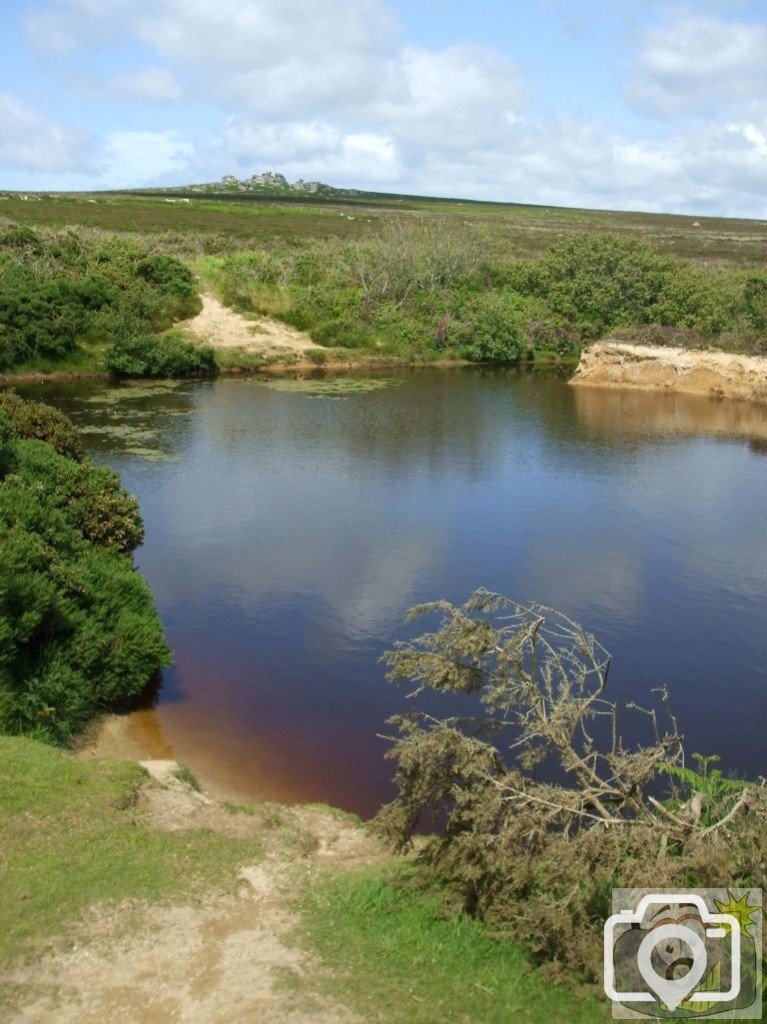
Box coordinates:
[0,356,475,384]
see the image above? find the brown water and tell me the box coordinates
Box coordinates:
[23,369,767,816]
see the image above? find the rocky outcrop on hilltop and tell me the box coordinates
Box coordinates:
[217,171,326,194]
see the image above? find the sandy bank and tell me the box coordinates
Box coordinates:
[570,342,767,404]
[183,292,321,356]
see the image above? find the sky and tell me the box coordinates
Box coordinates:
[2,0,767,216]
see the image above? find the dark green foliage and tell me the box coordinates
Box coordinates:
[744,276,767,331]
[0,390,84,460]
[0,226,202,371]
[454,293,545,362]
[0,397,169,743]
[5,439,144,552]
[135,255,202,322]
[0,225,45,254]
[532,233,738,339]
[0,276,117,368]
[105,332,216,378]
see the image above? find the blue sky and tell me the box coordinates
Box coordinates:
[2,0,767,215]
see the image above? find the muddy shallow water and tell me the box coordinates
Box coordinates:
[22,368,767,816]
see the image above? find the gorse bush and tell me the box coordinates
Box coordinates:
[105,331,216,378]
[0,275,116,367]
[0,226,202,372]
[374,591,767,988]
[135,255,201,321]
[0,389,83,460]
[0,397,170,743]
[532,233,740,339]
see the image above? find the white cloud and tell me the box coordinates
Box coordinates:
[627,12,767,117]
[108,66,181,100]
[0,93,90,171]
[213,119,403,183]
[23,10,78,55]
[13,0,767,216]
[99,131,194,187]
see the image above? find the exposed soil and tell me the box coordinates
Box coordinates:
[182,294,320,357]
[570,342,767,404]
[5,761,387,1024]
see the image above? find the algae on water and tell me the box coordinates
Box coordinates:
[255,377,402,399]
[68,383,192,461]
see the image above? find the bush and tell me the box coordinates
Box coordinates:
[6,439,143,552]
[454,292,535,362]
[0,389,84,460]
[0,227,202,370]
[532,233,737,338]
[105,332,216,378]
[744,276,767,331]
[0,225,45,255]
[375,591,767,989]
[135,254,202,322]
[0,398,169,743]
[0,276,117,368]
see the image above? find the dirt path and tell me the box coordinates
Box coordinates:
[183,294,320,357]
[6,762,385,1024]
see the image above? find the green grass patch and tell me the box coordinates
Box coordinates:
[302,802,364,827]
[0,736,263,974]
[1,339,109,377]
[299,868,606,1024]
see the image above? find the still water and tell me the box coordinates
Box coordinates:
[23,369,767,817]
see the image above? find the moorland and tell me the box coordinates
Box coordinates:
[2,185,766,379]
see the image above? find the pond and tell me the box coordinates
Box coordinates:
[21,369,767,817]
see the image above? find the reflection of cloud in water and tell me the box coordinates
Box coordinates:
[329,532,439,642]
[143,425,446,643]
[521,536,644,625]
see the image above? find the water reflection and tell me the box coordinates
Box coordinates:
[571,384,767,445]
[22,371,767,815]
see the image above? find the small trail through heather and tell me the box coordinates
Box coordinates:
[183,294,320,357]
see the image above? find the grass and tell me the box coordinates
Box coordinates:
[3,189,767,265]
[299,868,607,1024]
[0,339,109,378]
[303,802,364,827]
[0,736,263,976]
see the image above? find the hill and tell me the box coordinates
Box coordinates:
[1,177,766,265]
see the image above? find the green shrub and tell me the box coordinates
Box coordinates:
[0,228,202,370]
[744,276,767,331]
[6,439,143,552]
[0,390,84,460]
[105,332,216,378]
[0,398,169,743]
[135,254,202,321]
[0,225,45,255]
[454,292,535,362]
[0,276,117,368]
[532,233,737,338]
